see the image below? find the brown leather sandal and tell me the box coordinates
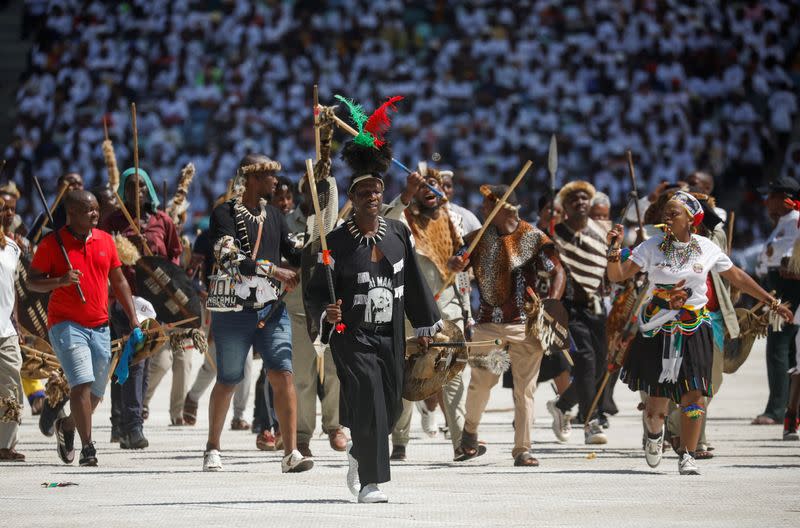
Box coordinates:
[183,396,198,426]
[454,431,487,461]
[514,451,539,467]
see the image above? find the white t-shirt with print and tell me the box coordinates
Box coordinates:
[630,233,733,312]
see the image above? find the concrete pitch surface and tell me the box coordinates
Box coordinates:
[2,340,797,527]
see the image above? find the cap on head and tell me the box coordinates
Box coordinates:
[757,175,800,198]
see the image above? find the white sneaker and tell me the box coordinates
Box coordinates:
[584,419,608,445]
[358,483,388,503]
[546,399,572,443]
[346,441,360,497]
[203,449,222,472]
[644,427,664,468]
[678,452,700,475]
[416,401,438,437]
[281,449,314,473]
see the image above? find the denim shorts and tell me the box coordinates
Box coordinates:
[49,321,111,398]
[211,305,293,385]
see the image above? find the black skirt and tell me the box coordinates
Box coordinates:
[620,322,714,403]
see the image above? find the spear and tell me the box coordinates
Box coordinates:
[548,134,557,236]
[727,211,735,255]
[434,160,533,299]
[32,176,86,303]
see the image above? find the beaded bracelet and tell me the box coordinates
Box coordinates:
[607,248,621,262]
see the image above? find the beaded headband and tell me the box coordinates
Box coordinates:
[669,190,704,226]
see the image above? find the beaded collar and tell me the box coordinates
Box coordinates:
[347,216,387,247]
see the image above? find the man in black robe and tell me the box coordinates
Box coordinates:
[307,142,442,504]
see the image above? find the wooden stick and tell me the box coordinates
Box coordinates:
[313,85,321,161]
[434,160,533,299]
[31,181,69,243]
[584,370,611,427]
[107,349,121,383]
[727,211,735,255]
[162,180,168,211]
[112,190,154,256]
[331,113,358,137]
[103,116,109,141]
[337,200,353,220]
[131,102,140,224]
[626,150,645,243]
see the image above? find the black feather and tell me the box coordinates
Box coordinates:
[341,140,393,176]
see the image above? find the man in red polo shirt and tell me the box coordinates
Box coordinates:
[29,190,138,467]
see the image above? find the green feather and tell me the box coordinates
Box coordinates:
[334,95,369,132]
[335,94,377,148]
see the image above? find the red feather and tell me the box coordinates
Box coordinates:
[364,96,404,147]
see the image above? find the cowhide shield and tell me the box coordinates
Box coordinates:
[403,320,468,401]
[536,299,570,357]
[135,256,201,327]
[15,252,50,341]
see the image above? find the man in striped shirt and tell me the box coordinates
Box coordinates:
[552,181,611,445]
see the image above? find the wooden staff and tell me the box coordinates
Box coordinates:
[434,160,533,299]
[584,370,612,427]
[162,181,168,211]
[32,176,86,302]
[626,150,645,243]
[727,211,735,255]
[131,102,140,224]
[112,190,154,257]
[313,84,321,161]
[31,181,69,243]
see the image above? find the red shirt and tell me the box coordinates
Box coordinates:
[31,227,122,328]
[705,274,719,312]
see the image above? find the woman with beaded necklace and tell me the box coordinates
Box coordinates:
[607,191,792,475]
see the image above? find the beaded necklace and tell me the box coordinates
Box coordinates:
[658,233,702,272]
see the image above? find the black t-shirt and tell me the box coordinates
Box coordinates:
[210,200,300,275]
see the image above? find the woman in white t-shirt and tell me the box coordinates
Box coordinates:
[607,191,791,475]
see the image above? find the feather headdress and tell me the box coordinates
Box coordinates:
[336,94,403,192]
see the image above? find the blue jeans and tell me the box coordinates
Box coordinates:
[49,321,111,398]
[212,306,293,385]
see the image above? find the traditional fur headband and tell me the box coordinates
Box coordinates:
[557,180,596,204]
[238,160,281,176]
[669,190,704,226]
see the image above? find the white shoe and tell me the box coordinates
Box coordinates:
[678,452,700,475]
[584,419,608,445]
[644,427,664,468]
[358,483,388,503]
[281,449,314,473]
[203,449,222,472]
[416,401,438,437]
[546,399,572,442]
[346,441,360,497]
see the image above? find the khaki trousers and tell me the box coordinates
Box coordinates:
[144,345,193,421]
[0,336,23,449]
[464,323,543,458]
[287,290,340,443]
[392,371,467,450]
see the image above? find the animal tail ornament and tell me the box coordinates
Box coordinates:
[113,233,141,266]
[468,347,511,376]
[102,139,120,191]
[334,94,404,148]
[167,162,195,225]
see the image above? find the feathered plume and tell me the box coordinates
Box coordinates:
[334,95,376,147]
[114,233,141,266]
[103,140,120,191]
[364,96,404,147]
[167,162,195,225]
[341,141,393,176]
